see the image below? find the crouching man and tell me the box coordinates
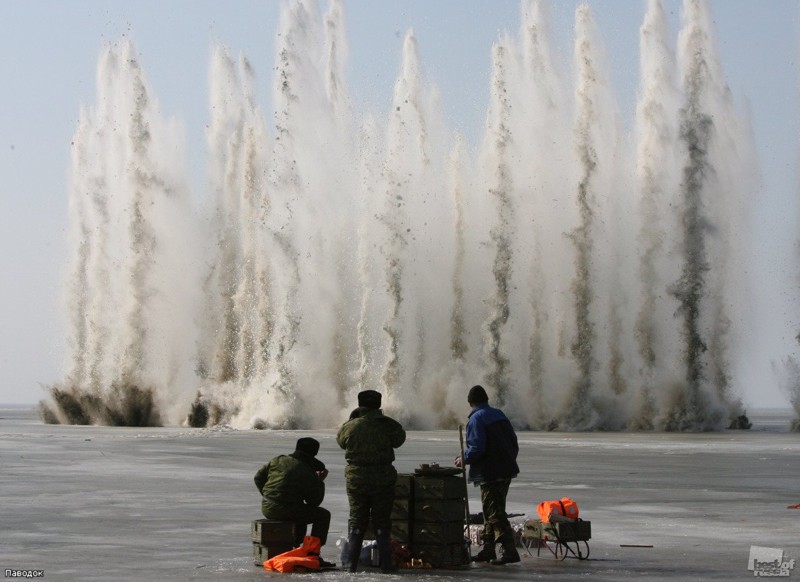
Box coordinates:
[254,437,331,553]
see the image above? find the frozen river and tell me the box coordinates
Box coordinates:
[1,407,797,580]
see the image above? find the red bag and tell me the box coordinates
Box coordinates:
[537,497,579,523]
[263,536,322,573]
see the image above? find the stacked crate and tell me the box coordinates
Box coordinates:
[251,519,296,566]
[390,473,469,568]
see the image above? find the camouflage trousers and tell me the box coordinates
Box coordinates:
[262,501,331,546]
[479,478,514,545]
[344,464,397,531]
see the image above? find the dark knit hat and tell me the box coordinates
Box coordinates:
[467,385,489,405]
[358,389,382,409]
[295,437,320,457]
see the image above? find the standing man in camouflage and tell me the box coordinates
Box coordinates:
[254,437,332,553]
[337,390,406,573]
[455,385,521,565]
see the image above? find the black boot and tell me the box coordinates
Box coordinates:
[346,528,365,573]
[376,528,397,573]
[317,556,336,569]
[490,538,521,565]
[471,540,496,563]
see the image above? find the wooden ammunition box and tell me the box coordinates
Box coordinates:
[413,543,470,568]
[391,498,465,522]
[390,519,409,544]
[391,497,410,521]
[552,520,591,542]
[252,542,294,566]
[415,499,465,522]
[414,521,467,545]
[391,519,466,545]
[413,475,465,500]
[251,519,296,546]
[523,518,591,542]
[395,474,413,499]
[390,473,469,568]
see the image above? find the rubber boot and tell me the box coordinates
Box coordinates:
[376,528,397,573]
[491,538,521,565]
[346,528,365,573]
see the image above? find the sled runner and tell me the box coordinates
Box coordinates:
[522,518,591,561]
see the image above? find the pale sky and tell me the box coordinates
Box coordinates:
[0,0,798,408]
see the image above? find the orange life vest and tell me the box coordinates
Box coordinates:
[263,535,322,573]
[537,497,579,522]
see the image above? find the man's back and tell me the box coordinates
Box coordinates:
[465,403,519,483]
[338,390,405,573]
[256,454,324,508]
[337,409,405,466]
[459,385,522,565]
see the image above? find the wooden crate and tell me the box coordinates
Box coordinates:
[415,521,466,545]
[412,542,469,568]
[523,519,591,542]
[251,519,296,546]
[392,498,464,522]
[552,520,591,542]
[413,475,465,500]
[391,497,410,521]
[391,519,465,545]
[395,474,413,499]
[252,542,294,566]
[390,473,469,569]
[415,499,465,522]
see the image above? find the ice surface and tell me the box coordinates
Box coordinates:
[1,407,797,580]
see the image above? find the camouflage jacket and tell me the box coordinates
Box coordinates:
[254,451,325,508]
[336,408,406,466]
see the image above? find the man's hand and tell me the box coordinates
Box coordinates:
[454,455,463,468]
[316,468,329,481]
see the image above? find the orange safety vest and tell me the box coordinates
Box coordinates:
[537,497,579,523]
[263,536,322,573]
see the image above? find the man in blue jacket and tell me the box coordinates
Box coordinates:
[455,385,520,565]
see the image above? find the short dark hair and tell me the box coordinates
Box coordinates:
[467,385,489,405]
[295,437,320,457]
[358,390,382,409]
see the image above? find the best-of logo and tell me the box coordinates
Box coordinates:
[749,546,796,577]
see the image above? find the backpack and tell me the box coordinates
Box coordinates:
[263,535,322,573]
[537,497,579,523]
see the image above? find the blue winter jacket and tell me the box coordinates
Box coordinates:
[463,403,519,484]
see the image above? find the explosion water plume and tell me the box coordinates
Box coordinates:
[44,0,759,432]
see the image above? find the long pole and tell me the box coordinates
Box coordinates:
[459,424,472,561]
